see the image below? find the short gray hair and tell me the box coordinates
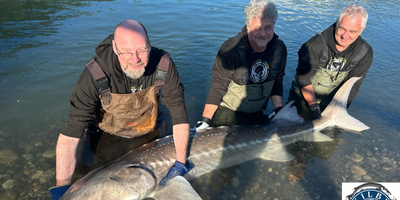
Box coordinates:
[336,4,368,29]
[245,0,278,24]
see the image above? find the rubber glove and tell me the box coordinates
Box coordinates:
[309,103,322,120]
[49,184,70,200]
[159,160,194,186]
[194,117,211,132]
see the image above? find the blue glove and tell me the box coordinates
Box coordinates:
[159,160,194,186]
[49,184,70,200]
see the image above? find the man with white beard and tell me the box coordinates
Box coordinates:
[50,19,192,199]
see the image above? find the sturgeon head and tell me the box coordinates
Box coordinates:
[61,140,177,200]
[62,164,157,200]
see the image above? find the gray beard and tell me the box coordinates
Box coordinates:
[124,66,146,79]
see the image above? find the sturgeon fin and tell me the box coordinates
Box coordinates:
[321,77,370,132]
[153,176,202,200]
[260,134,295,162]
[260,144,295,162]
[302,131,334,142]
[271,100,305,126]
[336,112,369,132]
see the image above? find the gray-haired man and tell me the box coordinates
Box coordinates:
[196,0,287,130]
[289,4,373,121]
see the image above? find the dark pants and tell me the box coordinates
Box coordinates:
[210,106,269,127]
[73,127,160,181]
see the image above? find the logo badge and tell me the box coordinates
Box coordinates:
[250,59,269,83]
[343,182,398,200]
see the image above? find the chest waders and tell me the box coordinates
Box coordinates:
[85,52,170,138]
[220,80,275,113]
[219,36,283,114]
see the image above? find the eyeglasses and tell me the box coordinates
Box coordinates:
[114,42,150,61]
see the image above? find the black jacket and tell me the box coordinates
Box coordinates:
[206,25,287,106]
[62,34,188,138]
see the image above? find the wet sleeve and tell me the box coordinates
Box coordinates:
[61,68,101,138]
[345,47,373,106]
[270,44,287,96]
[297,36,322,88]
[160,58,189,125]
[205,41,236,105]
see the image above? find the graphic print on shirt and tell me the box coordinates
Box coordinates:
[250,59,270,83]
[326,56,347,72]
[131,85,143,93]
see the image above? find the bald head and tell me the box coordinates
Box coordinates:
[112,20,151,79]
[114,19,149,45]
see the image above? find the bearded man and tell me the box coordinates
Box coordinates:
[50,19,192,199]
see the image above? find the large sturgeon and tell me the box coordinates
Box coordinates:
[61,77,369,200]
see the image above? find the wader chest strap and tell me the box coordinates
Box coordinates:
[318,33,329,67]
[269,39,284,69]
[232,36,249,72]
[86,59,112,105]
[346,42,370,71]
[154,51,170,94]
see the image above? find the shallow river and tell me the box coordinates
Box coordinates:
[0,0,399,199]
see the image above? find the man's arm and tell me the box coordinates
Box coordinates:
[159,123,191,186]
[157,54,190,162]
[300,84,317,106]
[203,39,237,118]
[56,133,80,185]
[172,123,190,163]
[270,95,284,109]
[296,34,324,107]
[301,84,321,120]
[56,67,99,185]
[269,40,287,110]
[201,104,219,120]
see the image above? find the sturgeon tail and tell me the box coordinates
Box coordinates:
[321,77,369,132]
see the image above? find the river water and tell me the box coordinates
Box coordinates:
[0,0,399,199]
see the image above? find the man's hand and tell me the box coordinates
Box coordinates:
[49,184,70,200]
[195,117,211,132]
[309,103,321,120]
[159,160,194,186]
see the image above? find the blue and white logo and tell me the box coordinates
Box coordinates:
[343,182,398,200]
